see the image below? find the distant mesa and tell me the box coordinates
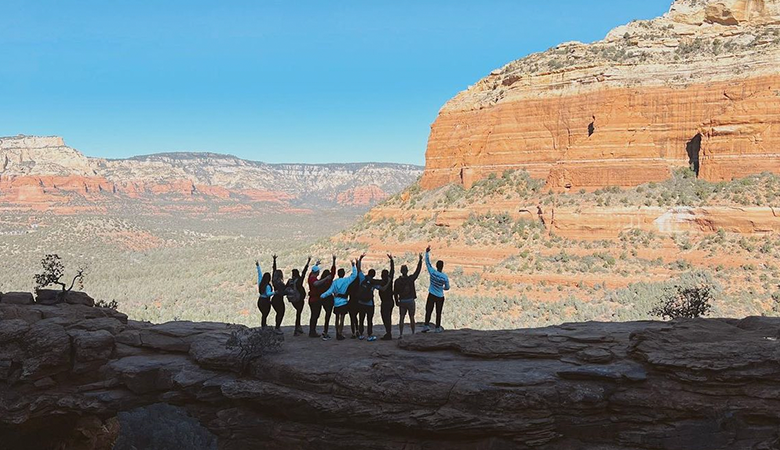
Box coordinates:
[421,0,780,191]
[0,135,423,211]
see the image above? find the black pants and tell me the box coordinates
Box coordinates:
[380,301,394,337]
[321,296,334,334]
[257,296,271,327]
[291,300,304,331]
[349,299,359,335]
[358,304,374,336]
[424,293,445,328]
[272,294,285,329]
[309,299,321,336]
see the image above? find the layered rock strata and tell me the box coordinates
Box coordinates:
[1,302,780,449]
[421,0,780,191]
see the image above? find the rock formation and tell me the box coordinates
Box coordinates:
[1,301,780,449]
[0,135,423,210]
[421,0,780,191]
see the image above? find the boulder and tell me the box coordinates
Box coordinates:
[1,292,34,305]
[35,290,95,307]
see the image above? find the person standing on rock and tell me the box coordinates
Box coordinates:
[394,253,423,338]
[422,246,450,333]
[284,256,311,336]
[321,259,358,341]
[318,262,337,340]
[348,254,365,339]
[256,259,274,328]
[271,255,286,335]
[308,255,336,339]
[378,254,395,341]
[356,257,393,342]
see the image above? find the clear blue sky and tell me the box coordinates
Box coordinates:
[0,0,670,164]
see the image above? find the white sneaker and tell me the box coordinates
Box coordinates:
[420,325,431,333]
[434,327,444,333]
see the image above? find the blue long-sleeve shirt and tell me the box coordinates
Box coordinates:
[321,265,358,307]
[425,252,450,298]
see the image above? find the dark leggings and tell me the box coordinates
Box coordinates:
[257,296,271,327]
[309,299,321,335]
[272,294,285,329]
[424,294,445,328]
[349,300,359,335]
[292,300,304,331]
[322,297,334,334]
[358,304,374,336]
[380,301,394,337]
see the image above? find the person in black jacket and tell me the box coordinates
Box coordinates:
[284,256,311,336]
[378,254,395,341]
[394,253,423,338]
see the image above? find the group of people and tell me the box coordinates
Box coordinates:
[255,247,450,341]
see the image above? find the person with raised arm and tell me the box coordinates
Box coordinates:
[255,259,274,328]
[284,256,311,336]
[321,258,358,341]
[422,246,450,333]
[271,254,286,335]
[347,253,366,339]
[394,253,423,338]
[308,255,336,340]
[378,254,395,341]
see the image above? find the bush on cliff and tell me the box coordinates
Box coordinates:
[650,278,714,320]
[226,327,284,372]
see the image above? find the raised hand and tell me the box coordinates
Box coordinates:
[332,255,337,263]
[255,260,259,266]
[418,253,423,260]
[307,256,312,263]
[387,253,393,260]
[426,245,431,253]
[273,254,278,260]
[360,253,366,260]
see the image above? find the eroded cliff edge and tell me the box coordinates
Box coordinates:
[422,0,780,190]
[1,301,779,449]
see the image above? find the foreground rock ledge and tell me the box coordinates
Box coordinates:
[1,303,779,449]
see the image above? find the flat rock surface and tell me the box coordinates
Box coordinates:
[1,302,779,449]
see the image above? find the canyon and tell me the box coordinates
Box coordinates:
[2,300,780,449]
[0,135,423,212]
[421,0,780,191]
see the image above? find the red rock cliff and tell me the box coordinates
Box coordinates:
[421,0,780,191]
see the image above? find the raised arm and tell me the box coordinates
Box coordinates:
[411,253,423,280]
[346,261,358,283]
[300,257,311,283]
[272,254,277,273]
[356,253,365,273]
[256,260,262,285]
[425,246,434,273]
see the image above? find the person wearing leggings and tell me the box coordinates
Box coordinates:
[285,257,311,336]
[308,256,336,339]
[321,260,358,341]
[423,246,450,333]
[256,260,274,328]
[378,255,395,341]
[348,254,365,338]
[270,255,286,335]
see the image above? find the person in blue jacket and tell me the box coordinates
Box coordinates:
[255,259,274,328]
[321,259,358,341]
[422,246,450,333]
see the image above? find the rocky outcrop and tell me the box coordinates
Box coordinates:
[2,302,780,449]
[0,135,423,210]
[421,0,780,191]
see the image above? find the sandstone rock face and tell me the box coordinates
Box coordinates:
[0,136,423,210]
[2,303,780,449]
[421,0,780,191]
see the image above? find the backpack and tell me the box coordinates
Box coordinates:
[357,277,375,303]
[285,279,302,303]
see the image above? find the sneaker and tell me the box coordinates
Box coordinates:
[434,326,444,333]
[358,334,365,341]
[351,334,357,339]
[274,328,283,335]
[421,325,431,333]
[367,336,377,342]
[336,334,345,341]
[380,334,392,341]
[321,334,332,341]
[293,330,301,337]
